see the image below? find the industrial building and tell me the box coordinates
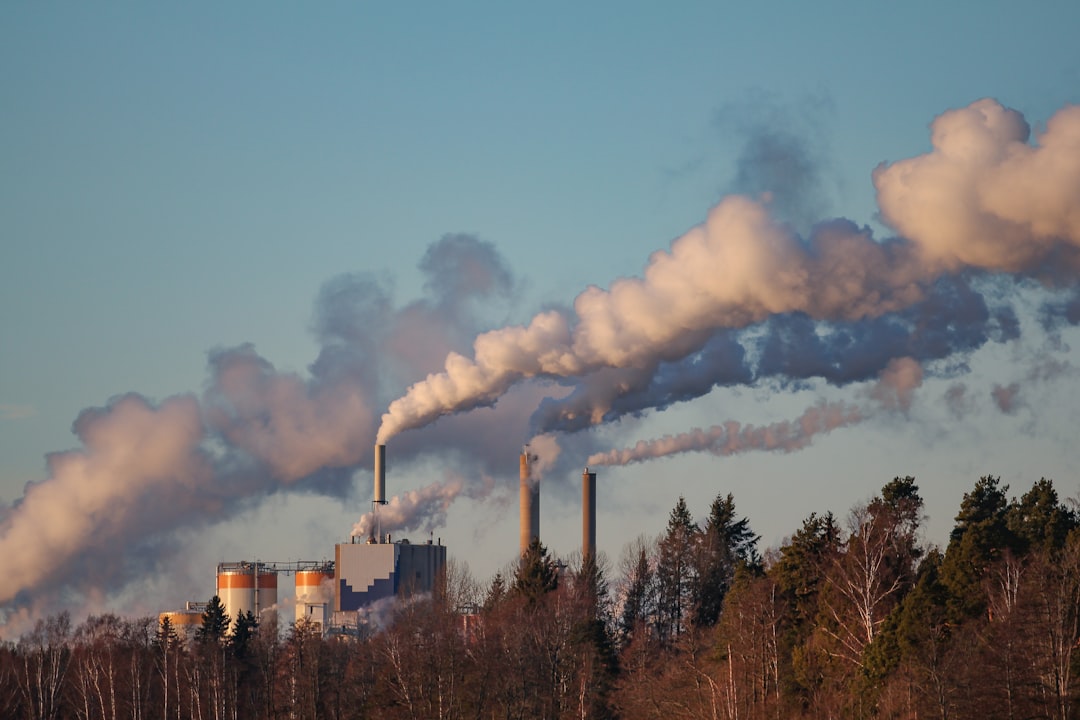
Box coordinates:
[159,443,598,637]
[334,537,446,613]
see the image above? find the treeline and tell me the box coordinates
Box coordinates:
[2,474,1080,719]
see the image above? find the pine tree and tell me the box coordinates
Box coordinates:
[154,615,181,720]
[941,475,1014,620]
[692,492,760,628]
[230,610,256,662]
[196,595,230,646]
[484,571,507,612]
[619,539,655,644]
[155,614,180,650]
[655,496,698,642]
[770,512,841,710]
[570,554,620,719]
[513,538,559,603]
[1006,477,1076,556]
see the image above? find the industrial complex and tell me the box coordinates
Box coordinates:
[159,444,598,636]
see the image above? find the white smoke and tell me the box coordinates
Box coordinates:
[0,394,210,607]
[866,357,924,414]
[0,234,519,622]
[586,400,864,467]
[379,100,1080,444]
[587,357,925,467]
[991,383,1023,415]
[352,478,465,540]
[875,101,1080,274]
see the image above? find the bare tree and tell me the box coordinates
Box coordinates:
[17,612,71,720]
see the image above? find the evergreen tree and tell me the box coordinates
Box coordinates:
[513,538,559,602]
[941,475,1014,619]
[769,511,842,712]
[155,614,180,650]
[655,496,698,642]
[230,610,256,662]
[484,571,507,612]
[619,539,655,644]
[196,595,230,646]
[692,492,760,627]
[773,512,841,636]
[154,615,181,720]
[1006,477,1076,556]
[570,554,621,719]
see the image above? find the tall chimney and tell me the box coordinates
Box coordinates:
[374,444,386,504]
[519,448,539,555]
[582,468,596,562]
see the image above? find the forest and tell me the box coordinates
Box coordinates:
[2,473,1080,720]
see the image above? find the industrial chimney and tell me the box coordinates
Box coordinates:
[519,447,539,555]
[582,468,596,562]
[374,444,386,505]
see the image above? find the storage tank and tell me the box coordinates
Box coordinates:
[295,566,335,626]
[216,563,278,621]
[159,610,203,641]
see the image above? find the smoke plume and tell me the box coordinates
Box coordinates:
[0,234,518,619]
[992,383,1023,414]
[4,99,1079,627]
[352,478,465,540]
[587,356,924,467]
[380,100,1080,444]
[587,401,864,467]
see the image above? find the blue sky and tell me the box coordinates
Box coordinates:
[2,3,1080,628]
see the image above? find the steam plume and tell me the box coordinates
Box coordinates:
[380,100,1080,444]
[587,357,923,467]
[4,99,1079,626]
[587,401,864,467]
[352,478,465,539]
[0,234,517,618]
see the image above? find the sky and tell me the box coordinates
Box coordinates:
[2,2,1080,634]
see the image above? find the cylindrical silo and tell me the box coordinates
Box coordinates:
[159,610,203,642]
[374,444,386,504]
[217,565,255,621]
[256,568,278,618]
[519,448,539,555]
[295,565,335,626]
[583,468,596,562]
[217,563,278,621]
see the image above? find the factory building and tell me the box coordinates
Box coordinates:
[334,536,446,613]
[326,443,448,618]
[160,444,603,637]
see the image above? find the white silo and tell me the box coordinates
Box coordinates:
[295,565,335,626]
[216,562,278,622]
